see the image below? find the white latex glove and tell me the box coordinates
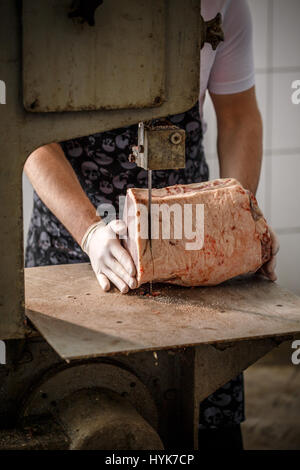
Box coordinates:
[259,227,280,281]
[81,219,137,293]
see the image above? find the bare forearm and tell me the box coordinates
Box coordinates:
[217,115,263,194]
[210,87,263,195]
[24,143,100,244]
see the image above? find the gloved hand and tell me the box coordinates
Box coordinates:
[81,219,137,293]
[259,226,280,281]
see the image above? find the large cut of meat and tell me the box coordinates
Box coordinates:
[123,178,272,287]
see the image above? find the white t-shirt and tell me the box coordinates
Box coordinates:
[200,0,255,116]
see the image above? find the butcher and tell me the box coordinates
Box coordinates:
[24,0,279,450]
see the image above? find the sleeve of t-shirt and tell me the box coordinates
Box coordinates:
[208,0,255,95]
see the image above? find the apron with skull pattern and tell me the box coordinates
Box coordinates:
[25,102,244,430]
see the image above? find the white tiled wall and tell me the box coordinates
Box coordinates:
[272,72,300,150]
[203,0,300,294]
[271,154,300,229]
[272,0,300,69]
[23,0,300,295]
[248,0,269,70]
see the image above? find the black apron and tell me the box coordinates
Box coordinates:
[25,102,244,429]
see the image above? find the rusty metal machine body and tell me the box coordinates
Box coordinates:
[0,0,206,449]
[0,0,202,341]
[0,334,286,449]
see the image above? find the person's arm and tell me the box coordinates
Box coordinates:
[206,0,261,191]
[24,143,136,293]
[204,0,278,281]
[210,87,279,281]
[24,143,100,244]
[210,86,262,194]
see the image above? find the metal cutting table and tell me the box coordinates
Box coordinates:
[22,263,300,448]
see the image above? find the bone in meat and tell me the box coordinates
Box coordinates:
[123,178,272,287]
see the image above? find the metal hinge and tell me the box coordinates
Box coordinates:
[200,12,224,50]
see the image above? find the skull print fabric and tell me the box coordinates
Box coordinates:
[25,101,244,429]
[199,374,244,429]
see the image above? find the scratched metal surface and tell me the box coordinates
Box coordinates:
[22,0,200,114]
[0,0,200,339]
[23,0,166,112]
[25,263,300,361]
